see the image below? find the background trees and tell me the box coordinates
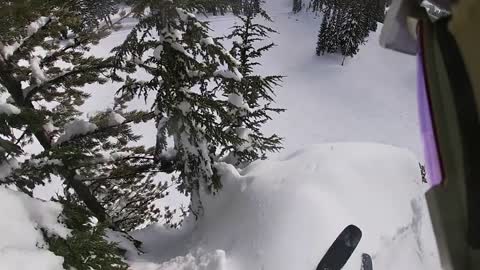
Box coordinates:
[293,0,388,62]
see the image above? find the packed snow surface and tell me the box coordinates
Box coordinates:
[127,143,439,270]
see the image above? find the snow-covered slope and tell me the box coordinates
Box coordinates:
[127,143,440,270]
[25,1,441,269]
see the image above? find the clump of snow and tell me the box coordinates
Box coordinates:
[213,68,243,82]
[200,37,215,46]
[29,157,63,168]
[56,119,98,145]
[43,121,58,133]
[30,56,48,85]
[0,159,20,180]
[153,45,164,60]
[170,42,194,59]
[27,17,50,37]
[0,103,21,115]
[177,101,192,115]
[176,8,196,22]
[0,187,69,270]
[227,93,243,108]
[0,42,21,59]
[108,112,126,126]
[130,143,440,270]
[1,17,50,59]
[235,127,252,151]
[187,70,205,78]
[227,93,250,112]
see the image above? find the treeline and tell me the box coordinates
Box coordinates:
[293,0,388,63]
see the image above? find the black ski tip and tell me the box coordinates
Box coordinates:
[316,225,363,270]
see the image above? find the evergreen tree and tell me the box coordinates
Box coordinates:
[313,0,378,62]
[223,2,284,166]
[0,0,162,267]
[325,7,342,54]
[310,0,386,60]
[374,0,387,23]
[0,0,168,232]
[113,0,281,217]
[365,0,379,32]
[45,201,130,270]
[338,3,367,64]
[293,0,303,13]
[308,0,325,13]
[316,5,331,55]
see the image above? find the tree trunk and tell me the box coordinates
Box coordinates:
[0,62,110,225]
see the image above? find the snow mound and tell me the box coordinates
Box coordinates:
[130,143,440,270]
[131,249,226,270]
[0,187,69,270]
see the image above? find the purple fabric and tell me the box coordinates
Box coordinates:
[417,45,443,186]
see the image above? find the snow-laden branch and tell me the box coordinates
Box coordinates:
[0,17,52,60]
[0,103,21,115]
[53,111,155,146]
[55,119,98,145]
[23,62,116,99]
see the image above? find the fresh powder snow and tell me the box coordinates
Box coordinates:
[0,187,69,270]
[126,143,440,270]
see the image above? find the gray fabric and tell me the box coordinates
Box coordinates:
[380,0,454,55]
[380,0,419,55]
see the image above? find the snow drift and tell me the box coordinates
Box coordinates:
[129,143,440,270]
[0,187,69,270]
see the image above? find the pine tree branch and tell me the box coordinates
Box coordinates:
[54,111,155,146]
[5,17,54,61]
[41,10,135,67]
[0,71,111,224]
[24,62,116,101]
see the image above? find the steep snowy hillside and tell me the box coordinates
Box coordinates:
[25,1,441,269]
